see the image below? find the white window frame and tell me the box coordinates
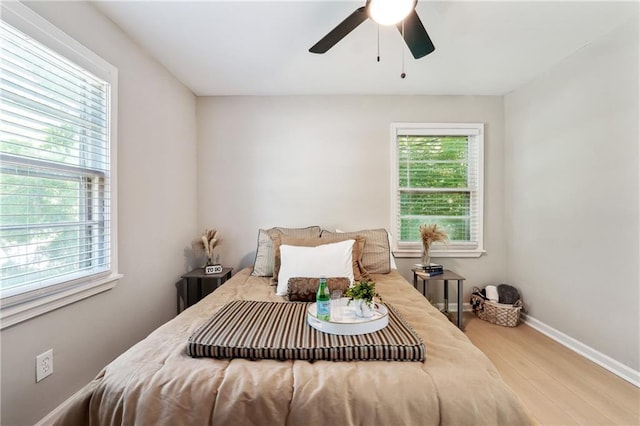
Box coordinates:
[390,122,485,258]
[0,1,121,329]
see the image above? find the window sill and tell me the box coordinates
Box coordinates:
[393,249,485,259]
[0,273,122,330]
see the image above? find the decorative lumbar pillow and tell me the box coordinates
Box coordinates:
[322,228,391,274]
[287,277,350,302]
[251,226,321,277]
[276,240,355,296]
[271,234,368,283]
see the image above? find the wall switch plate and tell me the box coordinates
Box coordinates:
[36,349,53,382]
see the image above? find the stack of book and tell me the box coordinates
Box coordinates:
[413,263,444,277]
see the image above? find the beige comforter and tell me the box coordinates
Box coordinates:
[48,268,531,425]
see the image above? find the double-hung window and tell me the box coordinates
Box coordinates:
[391,123,484,257]
[0,2,120,328]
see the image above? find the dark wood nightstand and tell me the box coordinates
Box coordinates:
[176,267,233,314]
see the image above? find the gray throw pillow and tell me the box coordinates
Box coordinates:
[251,226,321,276]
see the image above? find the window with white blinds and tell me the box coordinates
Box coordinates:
[0,3,119,327]
[391,123,484,257]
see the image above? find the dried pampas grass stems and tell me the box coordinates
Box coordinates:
[419,224,448,247]
[192,228,219,260]
[419,224,448,265]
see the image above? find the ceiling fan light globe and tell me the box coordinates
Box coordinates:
[368,0,414,26]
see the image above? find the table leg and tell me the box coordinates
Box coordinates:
[185,278,191,308]
[176,282,180,315]
[196,278,203,302]
[179,279,186,314]
[413,273,417,288]
[444,279,449,313]
[457,280,463,329]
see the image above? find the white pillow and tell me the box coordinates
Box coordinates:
[386,231,398,270]
[276,239,355,296]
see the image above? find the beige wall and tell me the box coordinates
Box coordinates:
[504,19,639,370]
[196,95,507,299]
[0,2,198,425]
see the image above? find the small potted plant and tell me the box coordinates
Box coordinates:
[345,280,381,318]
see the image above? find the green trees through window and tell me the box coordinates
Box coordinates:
[398,135,472,242]
[1,128,102,289]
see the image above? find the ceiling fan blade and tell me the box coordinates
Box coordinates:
[309,7,368,54]
[397,9,435,59]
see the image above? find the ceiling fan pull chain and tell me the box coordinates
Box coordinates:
[401,20,406,78]
[377,24,380,62]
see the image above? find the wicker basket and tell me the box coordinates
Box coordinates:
[470,291,522,327]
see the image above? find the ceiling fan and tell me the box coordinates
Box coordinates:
[309,0,435,59]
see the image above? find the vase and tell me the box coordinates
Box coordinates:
[355,299,375,318]
[421,245,430,266]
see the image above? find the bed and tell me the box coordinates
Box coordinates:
[44,228,531,425]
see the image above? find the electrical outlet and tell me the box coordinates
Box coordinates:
[36,349,53,382]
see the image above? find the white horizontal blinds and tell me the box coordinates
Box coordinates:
[466,131,480,250]
[0,21,111,299]
[396,125,481,250]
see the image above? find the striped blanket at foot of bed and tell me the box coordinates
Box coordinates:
[187,300,425,362]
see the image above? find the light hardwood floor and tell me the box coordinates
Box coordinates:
[463,314,640,425]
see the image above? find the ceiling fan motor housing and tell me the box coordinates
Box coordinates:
[365,0,417,26]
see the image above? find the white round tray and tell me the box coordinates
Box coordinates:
[307,298,388,335]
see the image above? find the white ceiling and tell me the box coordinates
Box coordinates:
[92,1,637,96]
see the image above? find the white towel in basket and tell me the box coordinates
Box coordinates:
[485,285,499,302]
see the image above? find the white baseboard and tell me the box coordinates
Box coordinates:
[522,313,640,388]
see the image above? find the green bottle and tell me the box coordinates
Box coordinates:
[316,276,330,321]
